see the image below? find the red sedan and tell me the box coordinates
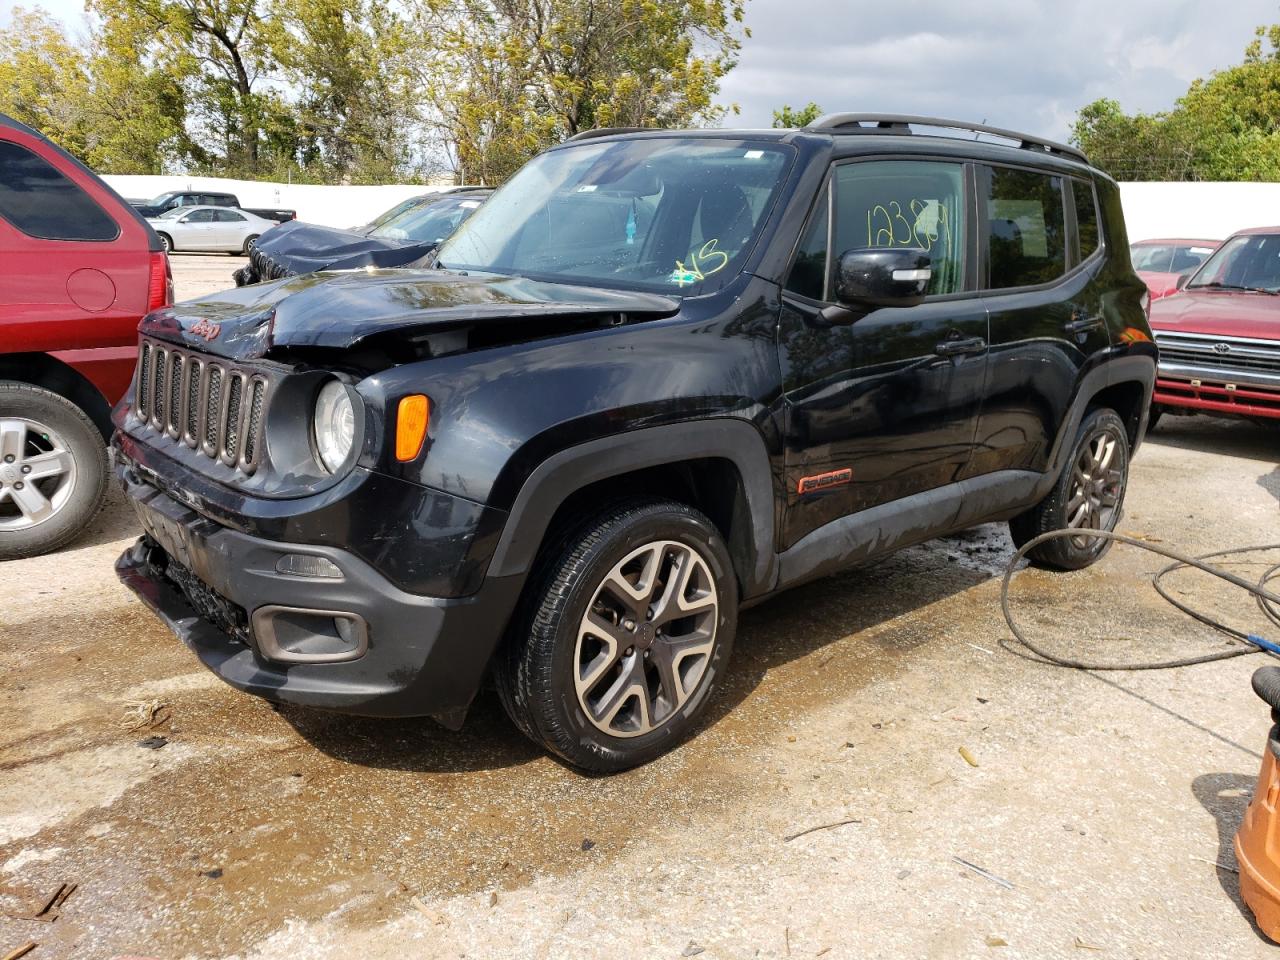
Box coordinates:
[1148,227,1280,424]
[1130,237,1220,301]
[0,112,171,559]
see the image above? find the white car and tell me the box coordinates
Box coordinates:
[146,205,278,255]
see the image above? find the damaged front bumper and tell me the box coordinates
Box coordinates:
[115,466,524,726]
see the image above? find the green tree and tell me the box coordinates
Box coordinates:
[420,0,750,184]
[1072,21,1280,181]
[0,8,91,154]
[271,0,426,183]
[81,8,192,173]
[90,0,282,175]
[772,102,821,128]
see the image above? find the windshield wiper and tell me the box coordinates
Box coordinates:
[1187,281,1280,294]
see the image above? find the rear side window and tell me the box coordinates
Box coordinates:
[0,140,119,242]
[1073,179,1101,260]
[215,209,245,222]
[984,167,1066,289]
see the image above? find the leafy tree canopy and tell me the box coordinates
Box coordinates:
[771,102,821,128]
[1073,21,1280,181]
[0,0,750,184]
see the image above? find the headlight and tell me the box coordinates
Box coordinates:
[313,380,355,473]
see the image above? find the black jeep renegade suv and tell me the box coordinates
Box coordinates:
[113,115,1155,772]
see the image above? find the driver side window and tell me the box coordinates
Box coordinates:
[834,160,967,296]
[784,160,968,300]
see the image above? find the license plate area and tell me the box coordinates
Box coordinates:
[131,496,250,643]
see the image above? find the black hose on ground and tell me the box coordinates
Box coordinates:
[1001,529,1280,671]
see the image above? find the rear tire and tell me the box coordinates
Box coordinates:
[494,499,738,772]
[238,234,259,256]
[1009,407,1130,571]
[0,382,108,560]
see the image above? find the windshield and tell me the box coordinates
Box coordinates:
[155,207,186,220]
[373,195,483,243]
[146,192,176,207]
[435,138,793,294]
[362,196,425,233]
[1131,243,1216,274]
[1186,234,1280,293]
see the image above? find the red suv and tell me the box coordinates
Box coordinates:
[1148,226,1280,425]
[0,113,171,559]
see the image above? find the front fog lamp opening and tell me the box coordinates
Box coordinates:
[251,605,369,664]
[314,379,355,473]
[275,553,343,579]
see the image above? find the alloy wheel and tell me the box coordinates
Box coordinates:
[0,417,78,531]
[574,540,719,738]
[1065,424,1125,550]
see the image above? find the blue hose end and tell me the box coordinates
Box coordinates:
[1248,634,1280,656]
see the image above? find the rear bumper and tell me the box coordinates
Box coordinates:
[116,475,524,723]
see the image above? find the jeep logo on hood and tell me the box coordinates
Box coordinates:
[191,319,222,341]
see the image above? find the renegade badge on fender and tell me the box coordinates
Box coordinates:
[113,116,1156,772]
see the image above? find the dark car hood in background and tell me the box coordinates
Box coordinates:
[140,270,681,360]
[1149,289,1280,341]
[247,219,437,278]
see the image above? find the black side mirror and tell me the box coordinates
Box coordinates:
[834,248,932,309]
[1175,272,1191,291]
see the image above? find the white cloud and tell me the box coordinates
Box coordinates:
[718,0,1279,139]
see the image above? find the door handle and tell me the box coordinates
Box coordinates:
[1064,315,1104,335]
[934,336,987,358]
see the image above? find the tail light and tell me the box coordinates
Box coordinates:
[147,251,173,313]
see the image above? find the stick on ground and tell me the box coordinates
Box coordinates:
[782,818,861,842]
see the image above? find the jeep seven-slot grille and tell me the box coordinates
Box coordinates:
[133,338,268,474]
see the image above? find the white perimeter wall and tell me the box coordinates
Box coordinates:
[101,174,454,229]
[102,173,1280,242]
[1118,182,1280,244]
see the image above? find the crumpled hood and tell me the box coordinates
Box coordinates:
[247,219,433,279]
[1149,289,1280,341]
[140,269,682,361]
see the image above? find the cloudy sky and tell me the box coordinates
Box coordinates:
[7,0,1278,142]
[720,0,1278,138]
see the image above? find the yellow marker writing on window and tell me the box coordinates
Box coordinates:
[671,239,731,287]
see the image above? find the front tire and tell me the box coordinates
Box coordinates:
[1009,407,1131,570]
[495,499,738,772]
[157,232,173,253]
[0,382,108,560]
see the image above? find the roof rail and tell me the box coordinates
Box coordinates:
[802,113,1088,164]
[566,127,652,142]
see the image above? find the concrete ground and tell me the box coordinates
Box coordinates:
[0,259,1278,959]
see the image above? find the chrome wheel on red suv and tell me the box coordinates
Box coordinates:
[0,383,108,560]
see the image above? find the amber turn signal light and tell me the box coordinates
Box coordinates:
[395,394,430,462]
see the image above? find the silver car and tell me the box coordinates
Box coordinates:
[146,205,279,255]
